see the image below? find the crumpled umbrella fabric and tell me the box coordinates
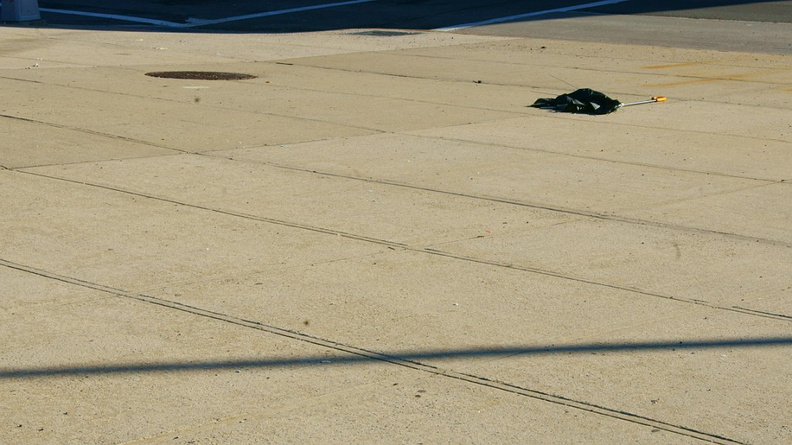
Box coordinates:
[530,88,622,115]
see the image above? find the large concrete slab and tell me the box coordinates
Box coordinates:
[0,114,177,168]
[143,250,701,351]
[216,133,772,221]
[624,182,792,244]
[750,287,792,318]
[0,254,709,445]
[0,76,376,152]
[462,308,792,444]
[2,60,540,120]
[0,170,385,290]
[410,117,792,182]
[1,274,406,444]
[21,154,574,247]
[19,138,792,311]
[132,373,697,445]
[287,39,792,110]
[0,27,507,68]
[435,217,792,310]
[0,29,222,69]
[12,138,791,444]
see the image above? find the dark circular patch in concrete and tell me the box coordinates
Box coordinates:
[145,71,257,80]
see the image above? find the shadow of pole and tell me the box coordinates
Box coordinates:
[3,336,791,379]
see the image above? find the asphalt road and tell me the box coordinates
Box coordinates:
[25,0,792,29]
[4,1,792,52]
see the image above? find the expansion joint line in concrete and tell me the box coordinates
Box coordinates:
[0,76,384,138]
[420,133,786,184]
[0,112,185,153]
[418,248,792,324]
[16,169,792,324]
[0,257,746,445]
[237,158,790,248]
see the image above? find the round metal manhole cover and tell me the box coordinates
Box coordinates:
[145,71,257,80]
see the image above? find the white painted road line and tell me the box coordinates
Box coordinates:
[41,0,377,28]
[434,0,630,31]
[40,8,186,27]
[183,0,377,27]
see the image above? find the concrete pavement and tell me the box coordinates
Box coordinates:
[1,16,791,445]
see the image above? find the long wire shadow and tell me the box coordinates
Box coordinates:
[3,336,791,379]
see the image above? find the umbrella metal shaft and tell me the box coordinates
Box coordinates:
[620,96,667,107]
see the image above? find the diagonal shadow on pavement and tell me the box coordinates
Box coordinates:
[3,336,791,379]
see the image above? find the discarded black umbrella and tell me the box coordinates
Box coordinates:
[530,88,665,115]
